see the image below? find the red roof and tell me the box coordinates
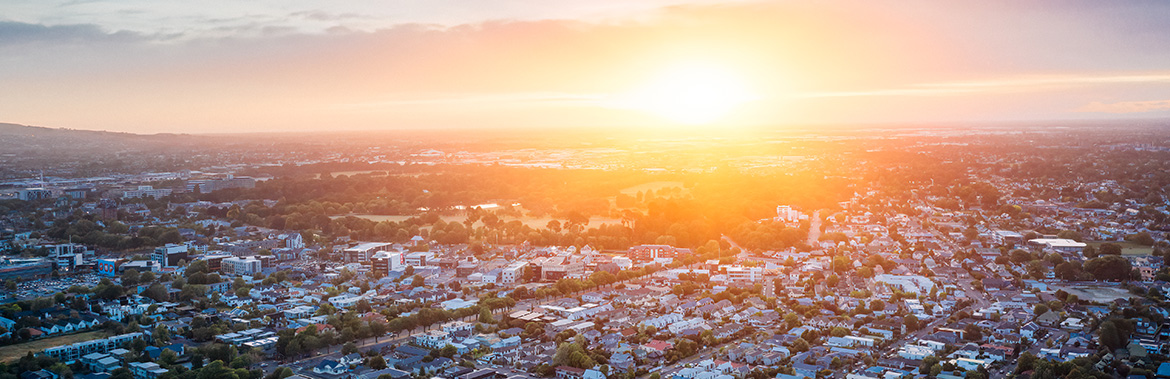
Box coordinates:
[643,340,673,351]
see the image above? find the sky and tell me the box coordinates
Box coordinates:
[3,0,1170,133]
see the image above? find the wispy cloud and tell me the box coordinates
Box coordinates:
[0,20,142,45]
[1076,99,1170,114]
[331,92,608,111]
[803,73,1170,98]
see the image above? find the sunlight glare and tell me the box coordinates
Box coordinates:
[619,63,755,125]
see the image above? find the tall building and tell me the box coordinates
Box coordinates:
[371,251,404,275]
[500,261,528,284]
[344,242,394,263]
[44,243,87,271]
[197,253,234,272]
[222,256,262,276]
[152,244,189,267]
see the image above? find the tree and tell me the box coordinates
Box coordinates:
[479,307,494,324]
[1099,243,1123,256]
[1098,320,1126,350]
[1033,303,1049,316]
[411,275,425,288]
[142,283,170,302]
[1054,261,1082,280]
[122,269,140,287]
[368,355,387,370]
[265,368,294,379]
[1009,249,1032,263]
[153,324,171,344]
[342,342,358,355]
[791,338,809,352]
[404,265,415,277]
[1084,255,1132,280]
[369,321,387,342]
[905,315,920,331]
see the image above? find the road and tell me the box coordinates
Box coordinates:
[807,210,822,245]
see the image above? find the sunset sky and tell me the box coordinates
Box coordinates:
[3,0,1170,133]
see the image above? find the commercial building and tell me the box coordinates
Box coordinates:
[223,256,262,276]
[500,261,528,284]
[371,250,404,275]
[0,258,53,280]
[120,186,172,199]
[186,176,256,193]
[628,245,680,263]
[405,252,433,267]
[42,332,145,363]
[44,243,87,271]
[344,242,394,263]
[197,253,234,272]
[725,266,764,283]
[17,188,53,201]
[1027,238,1087,254]
[152,244,189,267]
[97,258,125,277]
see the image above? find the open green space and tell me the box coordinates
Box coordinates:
[0,330,108,362]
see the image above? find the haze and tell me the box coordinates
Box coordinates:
[3,0,1170,133]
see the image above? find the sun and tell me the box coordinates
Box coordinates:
[620,63,755,125]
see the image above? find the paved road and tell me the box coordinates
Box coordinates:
[807,210,822,245]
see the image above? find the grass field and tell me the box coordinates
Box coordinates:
[335,214,622,229]
[619,181,686,195]
[1087,241,1155,255]
[0,330,108,362]
[1052,285,1133,303]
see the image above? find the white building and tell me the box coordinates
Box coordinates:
[1028,238,1087,254]
[875,274,936,294]
[121,186,172,199]
[725,266,763,283]
[328,293,365,309]
[223,256,262,275]
[344,242,394,263]
[501,261,528,284]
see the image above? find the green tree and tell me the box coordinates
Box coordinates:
[479,307,494,324]
[368,355,387,370]
[1083,255,1132,280]
[342,342,359,355]
[1098,243,1123,256]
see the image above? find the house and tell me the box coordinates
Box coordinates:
[340,353,363,366]
[610,352,634,370]
[20,370,57,379]
[1036,311,1062,326]
[641,340,674,357]
[1156,362,1170,378]
[314,360,347,375]
[556,366,586,379]
[128,362,168,379]
[1021,322,1042,339]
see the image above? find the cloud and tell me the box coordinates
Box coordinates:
[331,92,607,110]
[804,73,1170,98]
[0,20,141,45]
[1076,99,1170,114]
